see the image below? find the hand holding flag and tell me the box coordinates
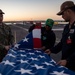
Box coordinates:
[0,22,75,75]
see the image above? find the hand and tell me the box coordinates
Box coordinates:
[45,49,51,55]
[57,60,67,66]
[41,46,46,50]
[4,45,10,50]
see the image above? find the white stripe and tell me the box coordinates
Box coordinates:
[33,29,41,38]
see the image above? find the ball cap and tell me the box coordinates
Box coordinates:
[46,19,54,28]
[0,9,5,14]
[57,1,75,15]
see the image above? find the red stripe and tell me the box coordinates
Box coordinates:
[33,38,42,48]
[33,22,42,48]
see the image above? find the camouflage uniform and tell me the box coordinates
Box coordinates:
[0,23,14,62]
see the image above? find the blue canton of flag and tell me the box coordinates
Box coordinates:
[0,24,75,75]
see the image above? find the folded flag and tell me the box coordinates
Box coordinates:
[0,23,75,75]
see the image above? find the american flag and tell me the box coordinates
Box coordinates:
[0,23,75,75]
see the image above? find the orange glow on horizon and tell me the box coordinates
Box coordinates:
[3,16,63,21]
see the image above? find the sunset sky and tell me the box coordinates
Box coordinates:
[0,0,75,21]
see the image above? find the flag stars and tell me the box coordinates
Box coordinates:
[20,59,29,64]
[0,26,75,75]
[20,54,26,57]
[19,50,25,52]
[14,44,20,48]
[38,55,45,58]
[15,68,33,74]
[28,52,34,55]
[43,62,54,66]
[10,49,17,53]
[7,54,16,58]
[23,37,29,42]
[50,71,69,75]
[50,59,56,64]
[29,57,38,61]
[34,64,45,69]
[35,50,41,53]
[0,73,2,75]
[3,60,15,67]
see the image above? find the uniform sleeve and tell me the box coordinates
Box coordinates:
[8,26,14,45]
[66,52,75,69]
[50,40,62,54]
[0,45,7,62]
[66,30,75,66]
[50,26,66,54]
[45,32,56,49]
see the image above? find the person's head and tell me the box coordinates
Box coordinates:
[0,9,5,22]
[57,1,75,22]
[45,18,54,30]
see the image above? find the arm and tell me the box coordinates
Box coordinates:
[45,41,62,55]
[28,25,35,32]
[50,41,62,53]
[8,26,14,45]
[57,52,75,67]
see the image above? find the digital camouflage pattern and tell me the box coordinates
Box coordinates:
[0,23,14,45]
[0,23,14,62]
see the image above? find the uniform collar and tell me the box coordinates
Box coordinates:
[68,21,75,29]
